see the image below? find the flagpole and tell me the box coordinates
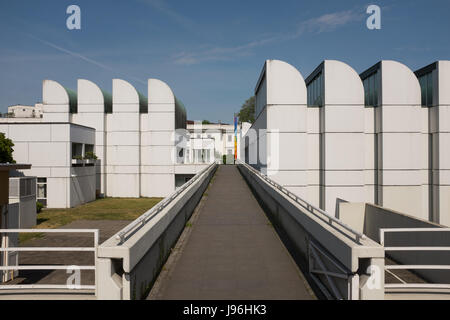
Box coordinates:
[234,113,237,165]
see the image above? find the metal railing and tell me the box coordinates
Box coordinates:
[308,240,355,300]
[0,229,98,291]
[236,160,365,244]
[114,162,217,244]
[380,228,450,291]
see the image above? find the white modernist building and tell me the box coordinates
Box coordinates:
[360,61,426,221]
[415,61,450,226]
[185,121,249,164]
[248,60,309,201]
[0,121,96,208]
[6,104,43,118]
[0,78,201,208]
[242,59,450,226]
[305,60,366,214]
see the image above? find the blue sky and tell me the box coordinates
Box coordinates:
[0,0,449,123]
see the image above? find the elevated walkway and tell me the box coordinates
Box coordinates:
[148,165,315,300]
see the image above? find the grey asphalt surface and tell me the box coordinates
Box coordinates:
[150,165,315,300]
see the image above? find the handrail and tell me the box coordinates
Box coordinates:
[380,228,450,291]
[0,228,98,291]
[236,160,366,244]
[114,162,217,244]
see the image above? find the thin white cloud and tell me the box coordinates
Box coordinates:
[137,0,195,30]
[173,8,364,65]
[173,36,279,65]
[298,9,364,34]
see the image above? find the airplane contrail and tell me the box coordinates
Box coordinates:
[27,33,147,85]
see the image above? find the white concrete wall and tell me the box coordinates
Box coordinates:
[320,60,366,214]
[106,79,141,197]
[42,80,71,122]
[142,79,176,197]
[435,61,450,226]
[377,61,426,220]
[248,60,308,199]
[306,107,320,207]
[72,79,108,196]
[364,106,376,208]
[0,122,95,208]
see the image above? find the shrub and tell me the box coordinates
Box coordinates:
[72,155,83,160]
[36,201,44,213]
[0,132,15,163]
[84,151,97,160]
[222,154,226,164]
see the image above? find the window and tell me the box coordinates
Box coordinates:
[227,149,233,155]
[72,143,83,159]
[85,144,94,154]
[362,70,379,107]
[418,72,434,107]
[37,177,47,207]
[307,71,324,107]
[207,134,212,139]
[228,135,232,142]
[195,149,202,163]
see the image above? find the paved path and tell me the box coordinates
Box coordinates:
[6,220,131,287]
[149,165,315,300]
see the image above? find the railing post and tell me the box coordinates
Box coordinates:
[94,230,99,298]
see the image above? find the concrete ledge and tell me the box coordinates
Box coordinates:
[97,163,217,299]
[237,163,384,300]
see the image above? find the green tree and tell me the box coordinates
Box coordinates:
[0,132,15,163]
[238,96,255,123]
[202,120,211,124]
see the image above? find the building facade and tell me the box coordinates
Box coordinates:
[0,78,207,207]
[243,59,450,226]
[7,104,43,118]
[185,122,248,164]
[0,122,96,208]
[414,61,450,226]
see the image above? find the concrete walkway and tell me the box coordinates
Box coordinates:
[149,165,315,300]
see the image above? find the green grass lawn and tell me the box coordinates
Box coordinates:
[20,197,162,243]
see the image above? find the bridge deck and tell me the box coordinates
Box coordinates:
[148,165,315,300]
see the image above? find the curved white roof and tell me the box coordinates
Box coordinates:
[381,60,421,106]
[323,60,364,105]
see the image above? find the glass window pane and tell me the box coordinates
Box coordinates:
[307,85,311,106]
[37,184,46,198]
[315,78,318,105]
[421,76,426,106]
[374,72,379,106]
[316,75,319,105]
[363,79,369,106]
[318,73,322,106]
[427,73,433,106]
